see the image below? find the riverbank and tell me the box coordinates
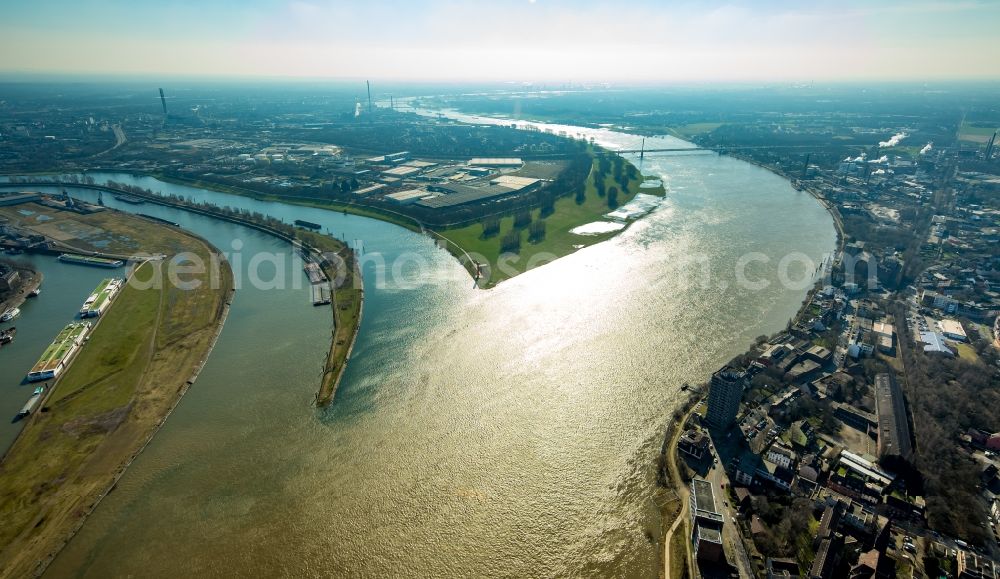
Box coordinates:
[0,213,234,578]
[0,267,43,319]
[654,217,839,579]
[35,258,234,578]
[658,393,701,579]
[647,144,845,579]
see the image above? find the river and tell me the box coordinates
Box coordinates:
[2,118,835,577]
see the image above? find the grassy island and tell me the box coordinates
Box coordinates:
[0,207,232,578]
[294,229,363,406]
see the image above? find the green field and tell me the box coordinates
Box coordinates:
[667,122,725,140]
[958,120,998,143]
[954,342,980,363]
[48,265,160,405]
[434,156,663,287]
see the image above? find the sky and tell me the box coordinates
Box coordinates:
[1,0,998,82]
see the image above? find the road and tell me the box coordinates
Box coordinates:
[706,459,755,578]
[93,124,126,157]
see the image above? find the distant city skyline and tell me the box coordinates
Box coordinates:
[2,0,998,81]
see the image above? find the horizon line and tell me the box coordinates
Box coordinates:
[1,71,1000,87]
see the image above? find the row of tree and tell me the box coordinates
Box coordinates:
[482,212,547,249]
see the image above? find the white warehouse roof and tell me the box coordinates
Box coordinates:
[490,175,540,191]
[469,158,523,167]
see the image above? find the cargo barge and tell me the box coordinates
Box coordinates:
[112,193,146,204]
[0,326,15,346]
[294,219,322,230]
[59,253,125,268]
[27,322,91,382]
[304,262,327,285]
[311,283,332,306]
[79,278,123,318]
[16,386,46,419]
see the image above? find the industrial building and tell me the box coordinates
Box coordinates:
[416,183,519,209]
[367,151,410,165]
[937,319,967,342]
[381,165,422,178]
[706,367,744,429]
[353,184,386,196]
[403,160,437,170]
[490,175,541,192]
[468,157,522,168]
[874,373,912,459]
[919,331,954,356]
[385,189,433,205]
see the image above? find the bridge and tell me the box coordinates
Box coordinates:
[612,144,821,155]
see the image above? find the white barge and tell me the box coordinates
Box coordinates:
[79,278,123,318]
[26,322,91,382]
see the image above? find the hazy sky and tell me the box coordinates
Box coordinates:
[2,0,998,81]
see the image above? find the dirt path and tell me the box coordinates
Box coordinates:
[661,400,700,579]
[663,498,686,578]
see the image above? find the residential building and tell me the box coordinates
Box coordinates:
[678,430,711,461]
[766,444,796,470]
[706,367,744,429]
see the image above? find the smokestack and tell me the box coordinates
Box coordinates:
[802,153,811,178]
[986,131,997,159]
[366,81,372,114]
[158,88,167,115]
